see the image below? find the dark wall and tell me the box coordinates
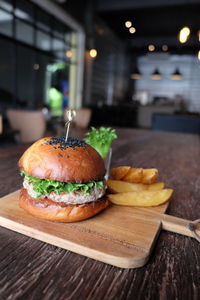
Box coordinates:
[83,18,130,107]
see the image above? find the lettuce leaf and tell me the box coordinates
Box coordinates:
[21,171,104,198]
[84,127,117,159]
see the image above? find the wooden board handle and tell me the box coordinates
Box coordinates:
[160,214,200,242]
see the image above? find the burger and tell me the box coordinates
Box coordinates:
[18,136,109,222]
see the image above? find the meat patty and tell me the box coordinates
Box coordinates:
[23,179,105,205]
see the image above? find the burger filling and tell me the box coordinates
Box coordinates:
[21,171,105,205]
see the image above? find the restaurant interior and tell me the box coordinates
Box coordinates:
[0,0,200,143]
[1,1,200,298]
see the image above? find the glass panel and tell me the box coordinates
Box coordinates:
[36,8,51,32]
[16,20,34,45]
[0,9,12,37]
[36,30,51,51]
[53,19,65,39]
[53,38,64,50]
[64,32,72,46]
[0,36,15,110]
[15,0,34,23]
[52,37,65,59]
[16,44,35,107]
[46,60,70,115]
[0,0,13,12]
[34,53,51,108]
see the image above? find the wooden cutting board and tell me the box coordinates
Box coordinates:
[0,190,199,268]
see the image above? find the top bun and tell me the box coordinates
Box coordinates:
[19,137,106,183]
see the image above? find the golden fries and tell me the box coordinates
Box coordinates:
[110,167,159,184]
[106,180,165,193]
[108,165,173,207]
[107,189,173,207]
[140,169,159,184]
[110,166,131,180]
[122,168,143,183]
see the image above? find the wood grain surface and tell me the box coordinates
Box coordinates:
[0,128,200,299]
[0,190,169,269]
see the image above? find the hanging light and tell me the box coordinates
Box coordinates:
[162,45,168,52]
[131,67,142,79]
[125,21,132,28]
[171,68,183,80]
[179,26,190,43]
[129,27,136,34]
[89,49,97,58]
[151,68,162,80]
[148,44,155,52]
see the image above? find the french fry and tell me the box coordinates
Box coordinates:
[107,189,173,207]
[106,180,165,193]
[141,169,158,184]
[122,168,143,183]
[110,166,131,180]
[145,182,164,190]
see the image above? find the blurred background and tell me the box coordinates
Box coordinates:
[0,0,200,143]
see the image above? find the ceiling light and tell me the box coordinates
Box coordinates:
[179,26,190,43]
[162,45,168,52]
[131,67,142,79]
[125,21,132,28]
[151,68,162,80]
[89,49,97,58]
[171,68,183,80]
[198,50,200,60]
[129,27,136,34]
[148,44,155,51]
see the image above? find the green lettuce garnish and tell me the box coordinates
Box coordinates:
[84,127,117,160]
[21,171,104,198]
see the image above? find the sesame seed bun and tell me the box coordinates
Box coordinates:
[18,137,108,222]
[18,137,106,183]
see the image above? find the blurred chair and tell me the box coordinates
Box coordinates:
[0,114,2,134]
[64,108,92,129]
[152,113,200,134]
[7,109,46,143]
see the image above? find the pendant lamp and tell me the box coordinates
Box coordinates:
[131,67,142,79]
[171,68,183,80]
[151,68,162,80]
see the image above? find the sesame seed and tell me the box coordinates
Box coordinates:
[45,136,86,150]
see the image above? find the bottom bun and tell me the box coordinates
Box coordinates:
[19,188,109,222]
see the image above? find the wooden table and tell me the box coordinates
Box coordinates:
[0,128,200,299]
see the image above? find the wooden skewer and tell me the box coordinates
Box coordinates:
[65,109,76,142]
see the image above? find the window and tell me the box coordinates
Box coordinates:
[34,53,51,108]
[16,44,35,107]
[15,0,34,23]
[16,20,34,45]
[53,19,65,39]
[52,37,65,59]
[0,0,13,12]
[0,37,15,109]
[36,30,51,51]
[0,1,77,109]
[0,9,12,37]
[36,9,51,32]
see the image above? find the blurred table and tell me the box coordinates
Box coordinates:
[0,128,200,299]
